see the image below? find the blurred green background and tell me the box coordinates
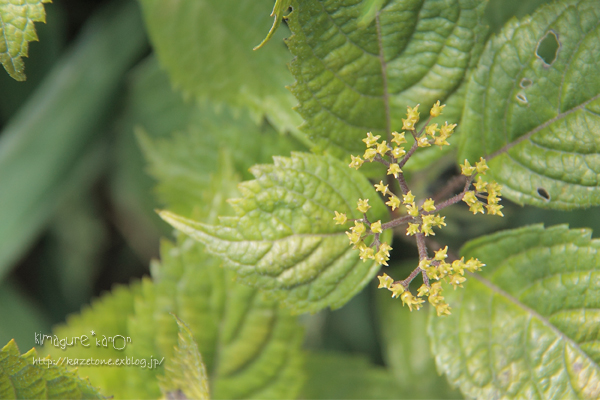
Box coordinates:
[2,0,599,389]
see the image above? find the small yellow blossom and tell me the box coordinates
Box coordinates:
[363,132,381,147]
[370,220,383,233]
[377,273,394,289]
[425,123,438,137]
[376,141,389,156]
[433,214,446,227]
[406,222,420,236]
[465,257,484,272]
[469,202,485,214]
[374,181,389,196]
[349,155,364,170]
[440,121,457,137]
[391,131,407,146]
[462,191,478,206]
[359,246,375,261]
[422,198,436,212]
[346,231,361,244]
[426,265,441,280]
[438,261,452,278]
[402,118,416,130]
[460,159,476,176]
[434,302,452,316]
[421,215,435,236]
[417,136,431,147]
[451,258,466,275]
[448,274,467,290]
[391,146,406,159]
[417,284,430,297]
[363,148,378,161]
[406,104,420,122]
[405,202,419,217]
[387,163,402,178]
[486,203,504,216]
[430,100,445,117]
[390,282,405,298]
[400,291,424,311]
[434,135,450,148]
[434,246,448,261]
[386,195,401,210]
[378,242,392,256]
[487,181,502,196]
[374,250,389,266]
[357,199,371,214]
[351,221,366,235]
[333,211,347,225]
[418,258,431,271]
[430,282,443,297]
[475,157,489,175]
[475,176,487,192]
[402,191,415,204]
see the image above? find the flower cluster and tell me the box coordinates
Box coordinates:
[333,101,504,316]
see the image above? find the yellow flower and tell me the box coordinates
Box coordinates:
[422,198,436,212]
[406,104,420,122]
[357,199,371,214]
[430,100,445,117]
[462,191,478,206]
[377,273,394,289]
[460,159,476,176]
[391,131,407,146]
[440,121,457,137]
[402,191,415,204]
[434,246,448,261]
[405,202,419,217]
[425,123,438,137]
[333,211,347,225]
[486,203,504,216]
[351,221,366,235]
[370,220,383,233]
[421,215,435,236]
[378,242,392,257]
[433,135,450,148]
[346,231,361,245]
[475,157,489,175]
[376,141,389,156]
[451,258,466,275]
[400,291,424,311]
[374,181,389,196]
[465,257,485,272]
[417,136,431,147]
[448,274,466,290]
[487,181,502,196]
[349,155,363,170]
[417,284,430,297]
[406,222,420,236]
[469,202,485,214]
[374,250,389,266]
[387,163,402,178]
[402,118,416,131]
[386,195,401,210]
[475,175,487,192]
[433,214,446,227]
[434,302,452,316]
[390,282,405,298]
[363,148,378,161]
[363,132,381,147]
[359,246,375,261]
[391,146,406,159]
[438,261,452,278]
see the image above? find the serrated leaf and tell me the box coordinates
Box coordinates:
[158,316,209,400]
[137,0,302,134]
[0,0,50,81]
[1,339,104,399]
[287,0,488,165]
[300,352,404,399]
[459,0,600,210]
[254,0,292,50]
[159,152,391,314]
[429,224,600,399]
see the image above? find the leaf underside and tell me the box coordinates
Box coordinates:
[287,0,489,167]
[160,152,391,314]
[429,224,600,399]
[0,0,51,81]
[459,0,600,210]
[0,339,103,399]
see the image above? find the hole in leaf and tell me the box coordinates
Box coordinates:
[537,187,550,200]
[536,31,560,66]
[520,78,532,88]
[516,92,528,104]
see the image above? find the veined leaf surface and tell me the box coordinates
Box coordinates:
[0,0,50,80]
[287,0,488,164]
[160,152,391,314]
[459,0,600,209]
[429,224,600,399]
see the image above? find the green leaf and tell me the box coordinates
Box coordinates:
[429,224,600,399]
[159,152,391,314]
[1,339,103,399]
[459,0,600,210]
[0,0,147,281]
[0,0,50,81]
[300,352,404,399]
[286,0,489,164]
[158,316,209,400]
[137,0,302,134]
[254,0,292,50]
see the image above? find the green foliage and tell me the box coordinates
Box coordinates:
[460,0,600,210]
[0,339,103,399]
[159,152,391,314]
[0,0,51,81]
[254,0,293,50]
[137,0,302,134]
[287,0,488,165]
[429,224,600,399]
[157,316,210,400]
